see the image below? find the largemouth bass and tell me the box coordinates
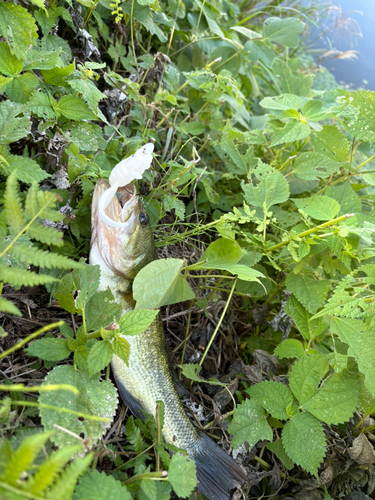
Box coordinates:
[90,179,246,500]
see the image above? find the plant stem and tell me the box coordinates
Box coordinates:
[0,321,64,359]
[199,277,237,367]
[130,0,138,71]
[9,401,109,422]
[0,384,78,395]
[123,470,168,485]
[267,213,354,252]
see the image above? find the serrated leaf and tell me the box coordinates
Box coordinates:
[26,222,64,246]
[112,336,130,365]
[340,90,375,142]
[327,317,375,396]
[0,2,38,60]
[55,95,97,121]
[9,244,83,270]
[140,478,157,500]
[0,100,30,144]
[118,309,159,336]
[73,469,131,500]
[0,41,22,76]
[39,365,118,448]
[242,167,290,210]
[23,48,61,71]
[274,339,305,358]
[289,353,329,405]
[28,91,57,119]
[27,338,71,362]
[270,121,311,147]
[56,265,101,313]
[264,17,305,48]
[285,274,330,314]
[282,412,326,477]
[303,370,359,424]
[4,171,25,236]
[293,153,346,181]
[5,155,50,183]
[260,93,302,112]
[85,289,121,332]
[326,181,362,216]
[311,125,350,162]
[46,452,93,500]
[0,296,21,315]
[0,266,58,288]
[328,352,348,373]
[168,453,197,498]
[266,439,294,470]
[87,340,113,376]
[247,381,293,420]
[133,258,184,310]
[62,122,106,152]
[284,296,327,340]
[42,62,75,86]
[6,72,39,103]
[228,399,273,449]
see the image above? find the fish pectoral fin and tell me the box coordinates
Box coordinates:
[113,372,145,420]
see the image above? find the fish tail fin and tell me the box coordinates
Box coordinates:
[189,432,246,500]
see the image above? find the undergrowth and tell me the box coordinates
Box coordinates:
[1,0,375,498]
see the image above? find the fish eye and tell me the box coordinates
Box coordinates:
[139,211,149,225]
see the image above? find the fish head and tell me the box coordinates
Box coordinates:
[90,179,155,283]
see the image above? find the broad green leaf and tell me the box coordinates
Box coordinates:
[87,340,113,376]
[328,317,375,396]
[55,95,97,121]
[328,352,348,373]
[284,295,327,340]
[293,153,347,181]
[0,100,30,144]
[118,309,159,335]
[340,90,375,142]
[282,412,326,477]
[27,91,57,120]
[85,289,121,332]
[26,338,71,362]
[140,478,157,500]
[4,155,50,183]
[68,78,106,111]
[41,34,72,66]
[264,17,305,48]
[303,371,359,425]
[192,238,242,270]
[112,336,130,366]
[39,365,118,448]
[56,265,101,313]
[23,48,61,71]
[270,121,311,147]
[42,62,75,86]
[301,100,327,121]
[219,134,247,174]
[266,439,294,470]
[133,258,184,310]
[46,453,93,500]
[274,339,305,359]
[228,399,273,449]
[6,72,39,103]
[326,181,362,215]
[0,2,38,60]
[292,195,340,221]
[286,273,330,315]
[180,364,224,387]
[73,470,131,500]
[310,125,350,162]
[168,453,197,498]
[272,59,313,97]
[62,122,106,152]
[181,121,206,135]
[230,26,262,40]
[0,41,22,76]
[289,353,329,405]
[162,276,195,306]
[242,166,290,211]
[210,46,241,75]
[260,93,302,112]
[247,381,293,420]
[223,263,264,283]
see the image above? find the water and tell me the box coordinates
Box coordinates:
[308,0,375,90]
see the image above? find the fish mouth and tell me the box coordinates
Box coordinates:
[91,179,138,228]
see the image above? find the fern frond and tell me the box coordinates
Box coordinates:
[2,431,53,487]
[0,296,21,316]
[0,266,59,288]
[9,244,84,270]
[36,190,64,222]
[46,452,93,500]
[31,445,82,495]
[25,181,39,220]
[4,172,25,236]
[26,222,63,247]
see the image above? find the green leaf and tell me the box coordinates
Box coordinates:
[270,121,311,147]
[87,340,113,376]
[4,172,25,237]
[133,258,184,310]
[181,121,206,136]
[73,470,131,500]
[289,353,329,405]
[24,48,62,71]
[62,122,106,152]
[241,165,290,211]
[85,289,121,332]
[39,365,118,448]
[264,17,305,48]
[286,274,330,314]
[247,381,293,420]
[210,46,241,75]
[219,134,247,174]
[0,2,38,60]
[0,266,58,288]
[266,439,294,470]
[0,100,30,144]
[55,95,97,121]
[168,453,197,498]
[282,412,326,477]
[0,296,21,316]
[140,478,157,500]
[274,339,305,359]
[162,276,195,306]
[327,317,375,396]
[6,72,39,103]
[301,100,327,121]
[222,263,264,283]
[112,336,130,366]
[4,155,50,183]
[0,41,22,76]
[9,244,83,270]
[56,265,101,313]
[27,222,64,247]
[284,296,327,340]
[42,62,75,86]
[340,90,375,142]
[260,93,302,112]
[293,153,347,181]
[230,26,262,40]
[192,238,242,270]
[272,59,313,97]
[326,181,362,216]
[27,91,57,120]
[310,125,350,162]
[26,338,71,361]
[228,399,273,449]
[303,370,359,425]
[292,195,340,221]
[46,453,93,500]
[119,309,159,335]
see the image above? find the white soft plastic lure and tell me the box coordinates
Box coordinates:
[98,143,154,228]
